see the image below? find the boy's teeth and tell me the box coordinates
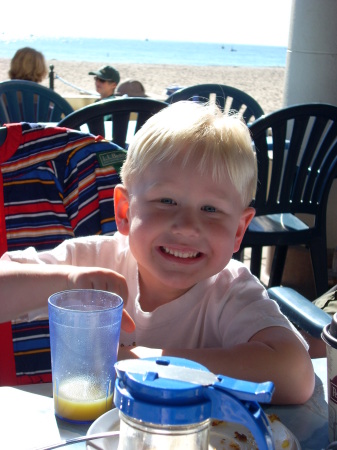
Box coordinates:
[163,247,198,258]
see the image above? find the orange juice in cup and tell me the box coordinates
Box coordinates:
[54,376,114,422]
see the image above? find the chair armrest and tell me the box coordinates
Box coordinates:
[267,286,331,338]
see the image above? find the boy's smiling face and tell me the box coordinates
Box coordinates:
[115,158,255,310]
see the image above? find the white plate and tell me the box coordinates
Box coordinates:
[86,409,301,450]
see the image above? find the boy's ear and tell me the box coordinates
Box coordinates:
[233,207,255,253]
[114,184,130,235]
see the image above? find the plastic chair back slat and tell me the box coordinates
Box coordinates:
[112,112,131,148]
[0,80,73,125]
[0,92,22,123]
[86,117,106,137]
[303,121,337,204]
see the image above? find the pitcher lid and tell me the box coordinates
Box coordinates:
[114,357,212,425]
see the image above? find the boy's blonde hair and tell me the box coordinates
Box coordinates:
[121,101,257,207]
[9,47,47,83]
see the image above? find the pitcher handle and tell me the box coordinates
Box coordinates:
[206,379,275,450]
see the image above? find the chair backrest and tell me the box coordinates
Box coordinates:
[165,83,264,123]
[58,97,169,148]
[0,80,74,125]
[249,103,337,222]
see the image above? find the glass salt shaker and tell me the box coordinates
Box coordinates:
[114,357,275,450]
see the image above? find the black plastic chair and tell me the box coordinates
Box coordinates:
[237,103,337,297]
[58,97,169,148]
[165,83,264,124]
[0,80,73,124]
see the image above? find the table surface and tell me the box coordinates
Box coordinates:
[0,358,329,450]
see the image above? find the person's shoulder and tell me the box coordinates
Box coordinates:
[62,233,131,263]
[95,232,131,255]
[59,233,120,250]
[215,258,257,282]
[96,95,116,102]
[179,259,262,302]
[208,259,267,299]
[74,232,126,245]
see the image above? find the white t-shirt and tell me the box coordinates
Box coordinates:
[2,233,305,349]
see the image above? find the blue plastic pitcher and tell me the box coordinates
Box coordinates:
[114,356,275,449]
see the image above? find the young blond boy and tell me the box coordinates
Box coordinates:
[0,102,314,404]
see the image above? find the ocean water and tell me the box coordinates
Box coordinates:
[0,37,286,67]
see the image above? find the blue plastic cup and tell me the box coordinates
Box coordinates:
[48,289,123,423]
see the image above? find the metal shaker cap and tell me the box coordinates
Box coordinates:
[322,312,337,347]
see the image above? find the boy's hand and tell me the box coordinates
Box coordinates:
[0,262,135,329]
[67,266,128,300]
[67,266,135,332]
[122,310,135,333]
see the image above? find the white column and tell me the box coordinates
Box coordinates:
[284,0,337,107]
[284,0,337,249]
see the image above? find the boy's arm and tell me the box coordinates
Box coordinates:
[0,261,134,331]
[119,326,314,405]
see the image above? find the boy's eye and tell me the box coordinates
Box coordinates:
[202,205,217,213]
[160,198,176,205]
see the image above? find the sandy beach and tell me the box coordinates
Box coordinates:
[0,58,285,115]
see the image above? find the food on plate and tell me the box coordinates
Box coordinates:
[209,414,298,450]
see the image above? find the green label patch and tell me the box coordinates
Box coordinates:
[97,150,127,172]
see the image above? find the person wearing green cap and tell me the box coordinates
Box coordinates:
[89,65,120,100]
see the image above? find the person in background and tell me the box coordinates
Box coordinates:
[115,79,148,97]
[8,47,47,83]
[89,65,120,100]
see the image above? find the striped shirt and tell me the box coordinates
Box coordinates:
[0,122,126,385]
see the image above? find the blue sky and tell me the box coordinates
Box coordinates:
[2,0,293,46]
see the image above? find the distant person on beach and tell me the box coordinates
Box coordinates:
[115,79,148,97]
[8,47,47,83]
[89,65,120,100]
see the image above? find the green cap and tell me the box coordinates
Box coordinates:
[89,65,120,83]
